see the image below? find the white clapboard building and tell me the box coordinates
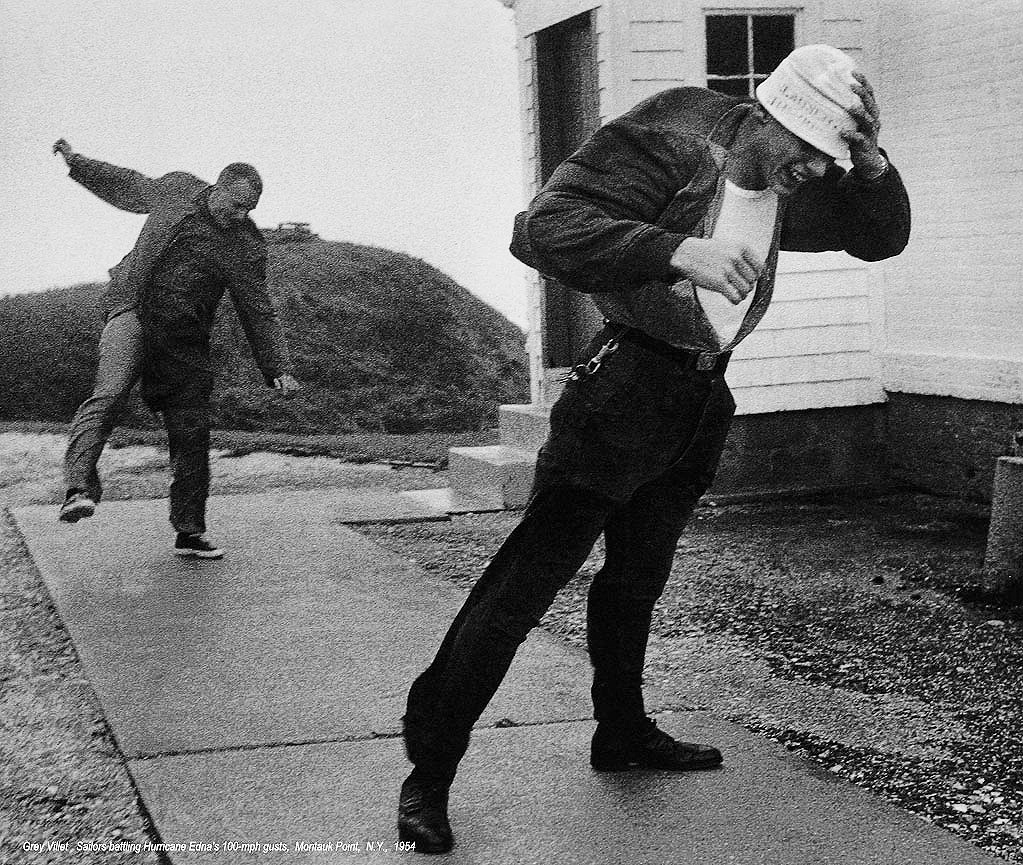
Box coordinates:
[445,0,1023,508]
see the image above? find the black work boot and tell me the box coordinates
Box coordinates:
[590,718,723,772]
[397,770,454,855]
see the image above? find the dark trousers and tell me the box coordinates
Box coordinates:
[403,330,736,780]
[65,309,145,502]
[163,396,211,536]
[64,309,212,536]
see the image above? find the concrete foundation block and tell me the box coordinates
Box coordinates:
[712,406,885,497]
[449,445,537,509]
[983,456,1023,597]
[498,403,551,452]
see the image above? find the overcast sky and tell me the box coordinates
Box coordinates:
[0,0,529,327]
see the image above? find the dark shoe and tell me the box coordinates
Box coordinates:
[591,719,723,772]
[174,533,224,560]
[398,772,454,855]
[58,490,95,523]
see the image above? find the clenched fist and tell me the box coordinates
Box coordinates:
[670,237,764,304]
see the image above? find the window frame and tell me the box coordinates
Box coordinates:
[703,8,801,99]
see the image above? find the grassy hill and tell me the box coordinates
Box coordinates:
[0,236,529,434]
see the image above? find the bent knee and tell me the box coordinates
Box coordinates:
[76,391,130,418]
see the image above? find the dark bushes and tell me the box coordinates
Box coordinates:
[0,240,528,434]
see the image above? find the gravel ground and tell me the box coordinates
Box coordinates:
[2,431,1022,861]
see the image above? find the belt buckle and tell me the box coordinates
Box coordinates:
[695,352,717,371]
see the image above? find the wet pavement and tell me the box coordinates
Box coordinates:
[12,488,998,863]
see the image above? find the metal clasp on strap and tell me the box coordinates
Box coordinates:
[558,333,622,383]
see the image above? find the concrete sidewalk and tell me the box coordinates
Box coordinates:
[13,488,997,864]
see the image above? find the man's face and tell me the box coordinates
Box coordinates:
[758,119,834,196]
[208,179,260,228]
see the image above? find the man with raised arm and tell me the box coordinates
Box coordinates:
[54,140,300,558]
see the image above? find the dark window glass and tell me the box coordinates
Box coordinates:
[706,13,795,100]
[706,16,747,76]
[708,78,750,99]
[753,16,795,73]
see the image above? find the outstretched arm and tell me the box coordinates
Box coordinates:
[227,245,300,396]
[53,138,160,214]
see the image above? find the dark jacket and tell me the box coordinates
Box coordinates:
[67,154,292,403]
[511,87,911,352]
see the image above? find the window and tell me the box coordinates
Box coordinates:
[705,13,795,99]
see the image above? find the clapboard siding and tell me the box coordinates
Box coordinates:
[626,2,688,104]
[757,295,870,330]
[820,19,863,50]
[739,324,873,359]
[629,0,686,19]
[629,20,689,51]
[629,50,689,82]
[732,263,880,413]
[877,0,1023,403]
[729,352,876,388]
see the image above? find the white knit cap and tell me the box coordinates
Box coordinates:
[755,44,860,160]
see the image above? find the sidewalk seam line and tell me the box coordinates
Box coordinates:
[126,710,717,761]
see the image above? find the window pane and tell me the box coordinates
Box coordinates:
[753,15,794,73]
[706,15,748,76]
[708,78,751,99]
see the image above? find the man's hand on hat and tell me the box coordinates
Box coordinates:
[670,238,763,305]
[843,72,888,180]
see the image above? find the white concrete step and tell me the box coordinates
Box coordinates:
[449,444,537,509]
[398,487,505,515]
[498,402,551,452]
